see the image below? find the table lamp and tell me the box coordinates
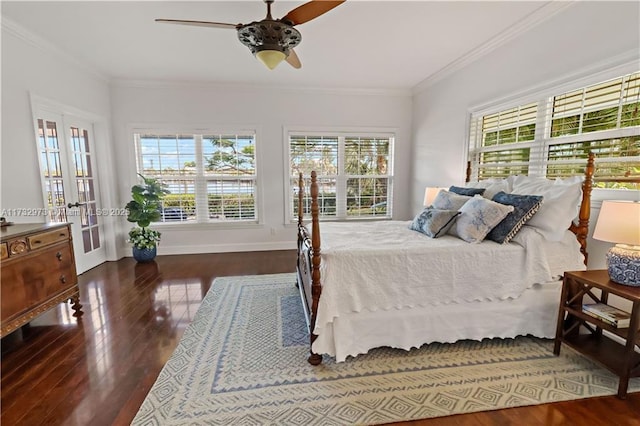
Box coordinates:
[423,187,445,206]
[592,200,640,286]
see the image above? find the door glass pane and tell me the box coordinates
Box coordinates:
[37,119,67,223]
[69,126,100,254]
[82,229,92,253]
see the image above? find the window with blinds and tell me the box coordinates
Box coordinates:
[469,71,640,188]
[134,132,257,224]
[289,132,394,221]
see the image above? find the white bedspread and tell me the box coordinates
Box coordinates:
[313,221,585,337]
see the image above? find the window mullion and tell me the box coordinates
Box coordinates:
[616,75,628,128]
[194,135,208,223]
[336,136,346,219]
[578,88,586,134]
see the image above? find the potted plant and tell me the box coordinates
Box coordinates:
[126,174,170,262]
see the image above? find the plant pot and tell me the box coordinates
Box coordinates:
[132,246,157,263]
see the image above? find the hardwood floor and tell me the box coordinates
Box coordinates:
[2,252,639,426]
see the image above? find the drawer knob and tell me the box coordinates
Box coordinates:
[60,275,66,284]
[33,240,42,245]
[56,252,62,261]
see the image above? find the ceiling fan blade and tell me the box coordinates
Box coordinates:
[286,49,302,69]
[155,19,239,29]
[282,0,345,26]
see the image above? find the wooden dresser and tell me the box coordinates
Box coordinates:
[1,223,83,338]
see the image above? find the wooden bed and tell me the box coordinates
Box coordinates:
[296,153,595,365]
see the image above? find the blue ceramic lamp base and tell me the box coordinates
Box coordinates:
[606,245,640,287]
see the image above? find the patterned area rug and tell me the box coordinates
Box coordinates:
[133,273,639,425]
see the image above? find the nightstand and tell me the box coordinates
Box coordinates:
[554,270,640,398]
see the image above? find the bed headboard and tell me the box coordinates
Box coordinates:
[465,153,595,264]
[300,153,595,263]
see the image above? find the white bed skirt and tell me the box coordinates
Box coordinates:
[313,280,563,362]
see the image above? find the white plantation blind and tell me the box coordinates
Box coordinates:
[551,73,640,136]
[134,132,257,224]
[289,132,394,221]
[469,102,537,179]
[469,71,640,186]
[481,102,537,146]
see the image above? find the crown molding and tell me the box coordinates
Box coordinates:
[412,1,576,95]
[1,17,109,84]
[109,77,412,98]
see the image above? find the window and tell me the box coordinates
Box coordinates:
[134,132,257,223]
[288,132,394,221]
[469,71,640,188]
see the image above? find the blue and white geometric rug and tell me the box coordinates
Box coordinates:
[133,273,639,425]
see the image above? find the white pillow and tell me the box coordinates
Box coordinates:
[451,195,514,243]
[510,176,583,241]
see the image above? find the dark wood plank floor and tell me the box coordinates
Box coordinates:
[2,251,639,425]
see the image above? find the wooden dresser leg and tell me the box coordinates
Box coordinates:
[71,292,83,318]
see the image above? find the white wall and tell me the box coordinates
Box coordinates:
[1,21,120,260]
[110,83,412,256]
[4,1,638,263]
[411,1,640,269]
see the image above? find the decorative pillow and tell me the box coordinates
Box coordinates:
[510,176,583,241]
[487,192,543,244]
[451,195,514,243]
[449,186,485,197]
[409,207,461,238]
[465,179,511,199]
[431,190,472,211]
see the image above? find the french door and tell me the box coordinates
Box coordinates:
[34,112,106,273]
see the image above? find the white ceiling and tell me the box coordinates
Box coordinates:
[2,1,564,91]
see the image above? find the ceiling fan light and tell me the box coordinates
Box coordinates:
[256,49,287,70]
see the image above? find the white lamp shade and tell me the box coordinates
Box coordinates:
[423,187,445,206]
[593,200,640,246]
[256,50,286,69]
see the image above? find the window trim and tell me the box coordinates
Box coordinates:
[130,124,262,227]
[283,126,396,224]
[467,64,640,184]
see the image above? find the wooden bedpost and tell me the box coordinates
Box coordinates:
[570,152,595,265]
[297,172,304,228]
[308,171,323,366]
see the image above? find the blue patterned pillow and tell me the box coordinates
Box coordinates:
[431,190,472,211]
[409,208,461,238]
[487,192,544,244]
[449,186,485,197]
[451,195,514,243]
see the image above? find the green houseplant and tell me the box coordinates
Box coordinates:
[126,174,170,262]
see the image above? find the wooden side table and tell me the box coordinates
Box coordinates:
[554,270,640,398]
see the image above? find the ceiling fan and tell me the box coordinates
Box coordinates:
[156,0,345,70]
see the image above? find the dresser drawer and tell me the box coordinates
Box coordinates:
[1,244,76,322]
[27,227,70,250]
[1,242,7,260]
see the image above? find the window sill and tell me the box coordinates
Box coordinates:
[148,221,263,231]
